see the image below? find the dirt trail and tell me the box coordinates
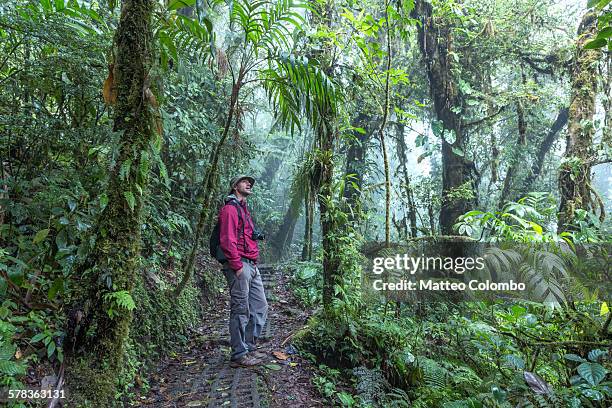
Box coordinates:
[137,265,324,407]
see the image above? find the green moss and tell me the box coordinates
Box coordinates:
[68,357,120,407]
[130,271,201,362]
[67,273,204,406]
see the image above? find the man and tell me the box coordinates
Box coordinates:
[218,175,268,367]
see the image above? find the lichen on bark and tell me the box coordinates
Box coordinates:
[558,11,602,233]
[66,0,156,405]
[412,0,477,234]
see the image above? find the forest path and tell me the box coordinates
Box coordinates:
[137,264,324,408]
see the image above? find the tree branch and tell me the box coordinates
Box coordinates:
[464,104,506,128]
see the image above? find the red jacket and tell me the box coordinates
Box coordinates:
[218,196,259,271]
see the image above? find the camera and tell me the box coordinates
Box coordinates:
[252,228,265,241]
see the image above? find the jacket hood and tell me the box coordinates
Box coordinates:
[225,194,244,205]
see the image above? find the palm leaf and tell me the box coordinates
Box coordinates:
[262,54,340,135]
[156,10,215,67]
[229,0,306,53]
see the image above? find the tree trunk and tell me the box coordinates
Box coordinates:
[558,11,602,232]
[308,0,340,309]
[343,112,372,215]
[175,68,244,297]
[66,0,154,404]
[301,193,314,261]
[412,0,476,234]
[499,99,528,205]
[395,123,418,237]
[490,131,499,184]
[428,201,436,235]
[379,5,392,246]
[261,151,284,186]
[484,72,499,184]
[316,146,336,306]
[271,192,302,259]
[602,53,612,148]
[520,107,569,194]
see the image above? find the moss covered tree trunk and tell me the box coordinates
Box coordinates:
[343,112,372,218]
[558,11,602,232]
[412,0,476,234]
[318,144,338,308]
[67,0,155,404]
[308,0,341,309]
[301,193,314,261]
[379,6,392,246]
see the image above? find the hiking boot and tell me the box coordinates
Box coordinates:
[249,350,268,360]
[230,355,261,368]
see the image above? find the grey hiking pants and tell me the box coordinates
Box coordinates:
[223,260,268,361]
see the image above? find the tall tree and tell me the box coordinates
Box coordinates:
[558,11,603,232]
[271,159,311,259]
[378,0,393,246]
[66,0,155,403]
[412,0,476,235]
[175,0,308,296]
[343,112,374,218]
[520,107,569,194]
[301,192,315,261]
[394,123,418,237]
[499,96,528,206]
[308,0,341,308]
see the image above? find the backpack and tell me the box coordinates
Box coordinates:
[209,199,245,263]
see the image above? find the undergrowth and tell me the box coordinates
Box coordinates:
[292,263,611,407]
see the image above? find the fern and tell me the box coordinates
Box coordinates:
[352,366,388,406]
[284,154,317,222]
[0,324,26,379]
[384,387,411,407]
[451,366,482,391]
[0,343,15,361]
[533,394,554,408]
[416,356,448,388]
[481,245,573,304]
[0,359,26,376]
[104,290,136,318]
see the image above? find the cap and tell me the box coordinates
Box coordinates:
[229,175,255,194]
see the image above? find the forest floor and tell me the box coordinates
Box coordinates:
[135,264,325,408]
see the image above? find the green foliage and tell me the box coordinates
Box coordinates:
[0,315,27,382]
[228,0,305,52]
[296,288,611,407]
[1,0,610,405]
[481,245,572,304]
[454,193,609,243]
[103,290,136,318]
[444,181,476,205]
[157,11,213,67]
[564,350,611,402]
[290,262,322,306]
[0,0,223,401]
[262,55,340,135]
[585,0,612,49]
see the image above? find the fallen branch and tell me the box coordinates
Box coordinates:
[280,330,298,347]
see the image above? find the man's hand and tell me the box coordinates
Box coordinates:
[235,268,243,278]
